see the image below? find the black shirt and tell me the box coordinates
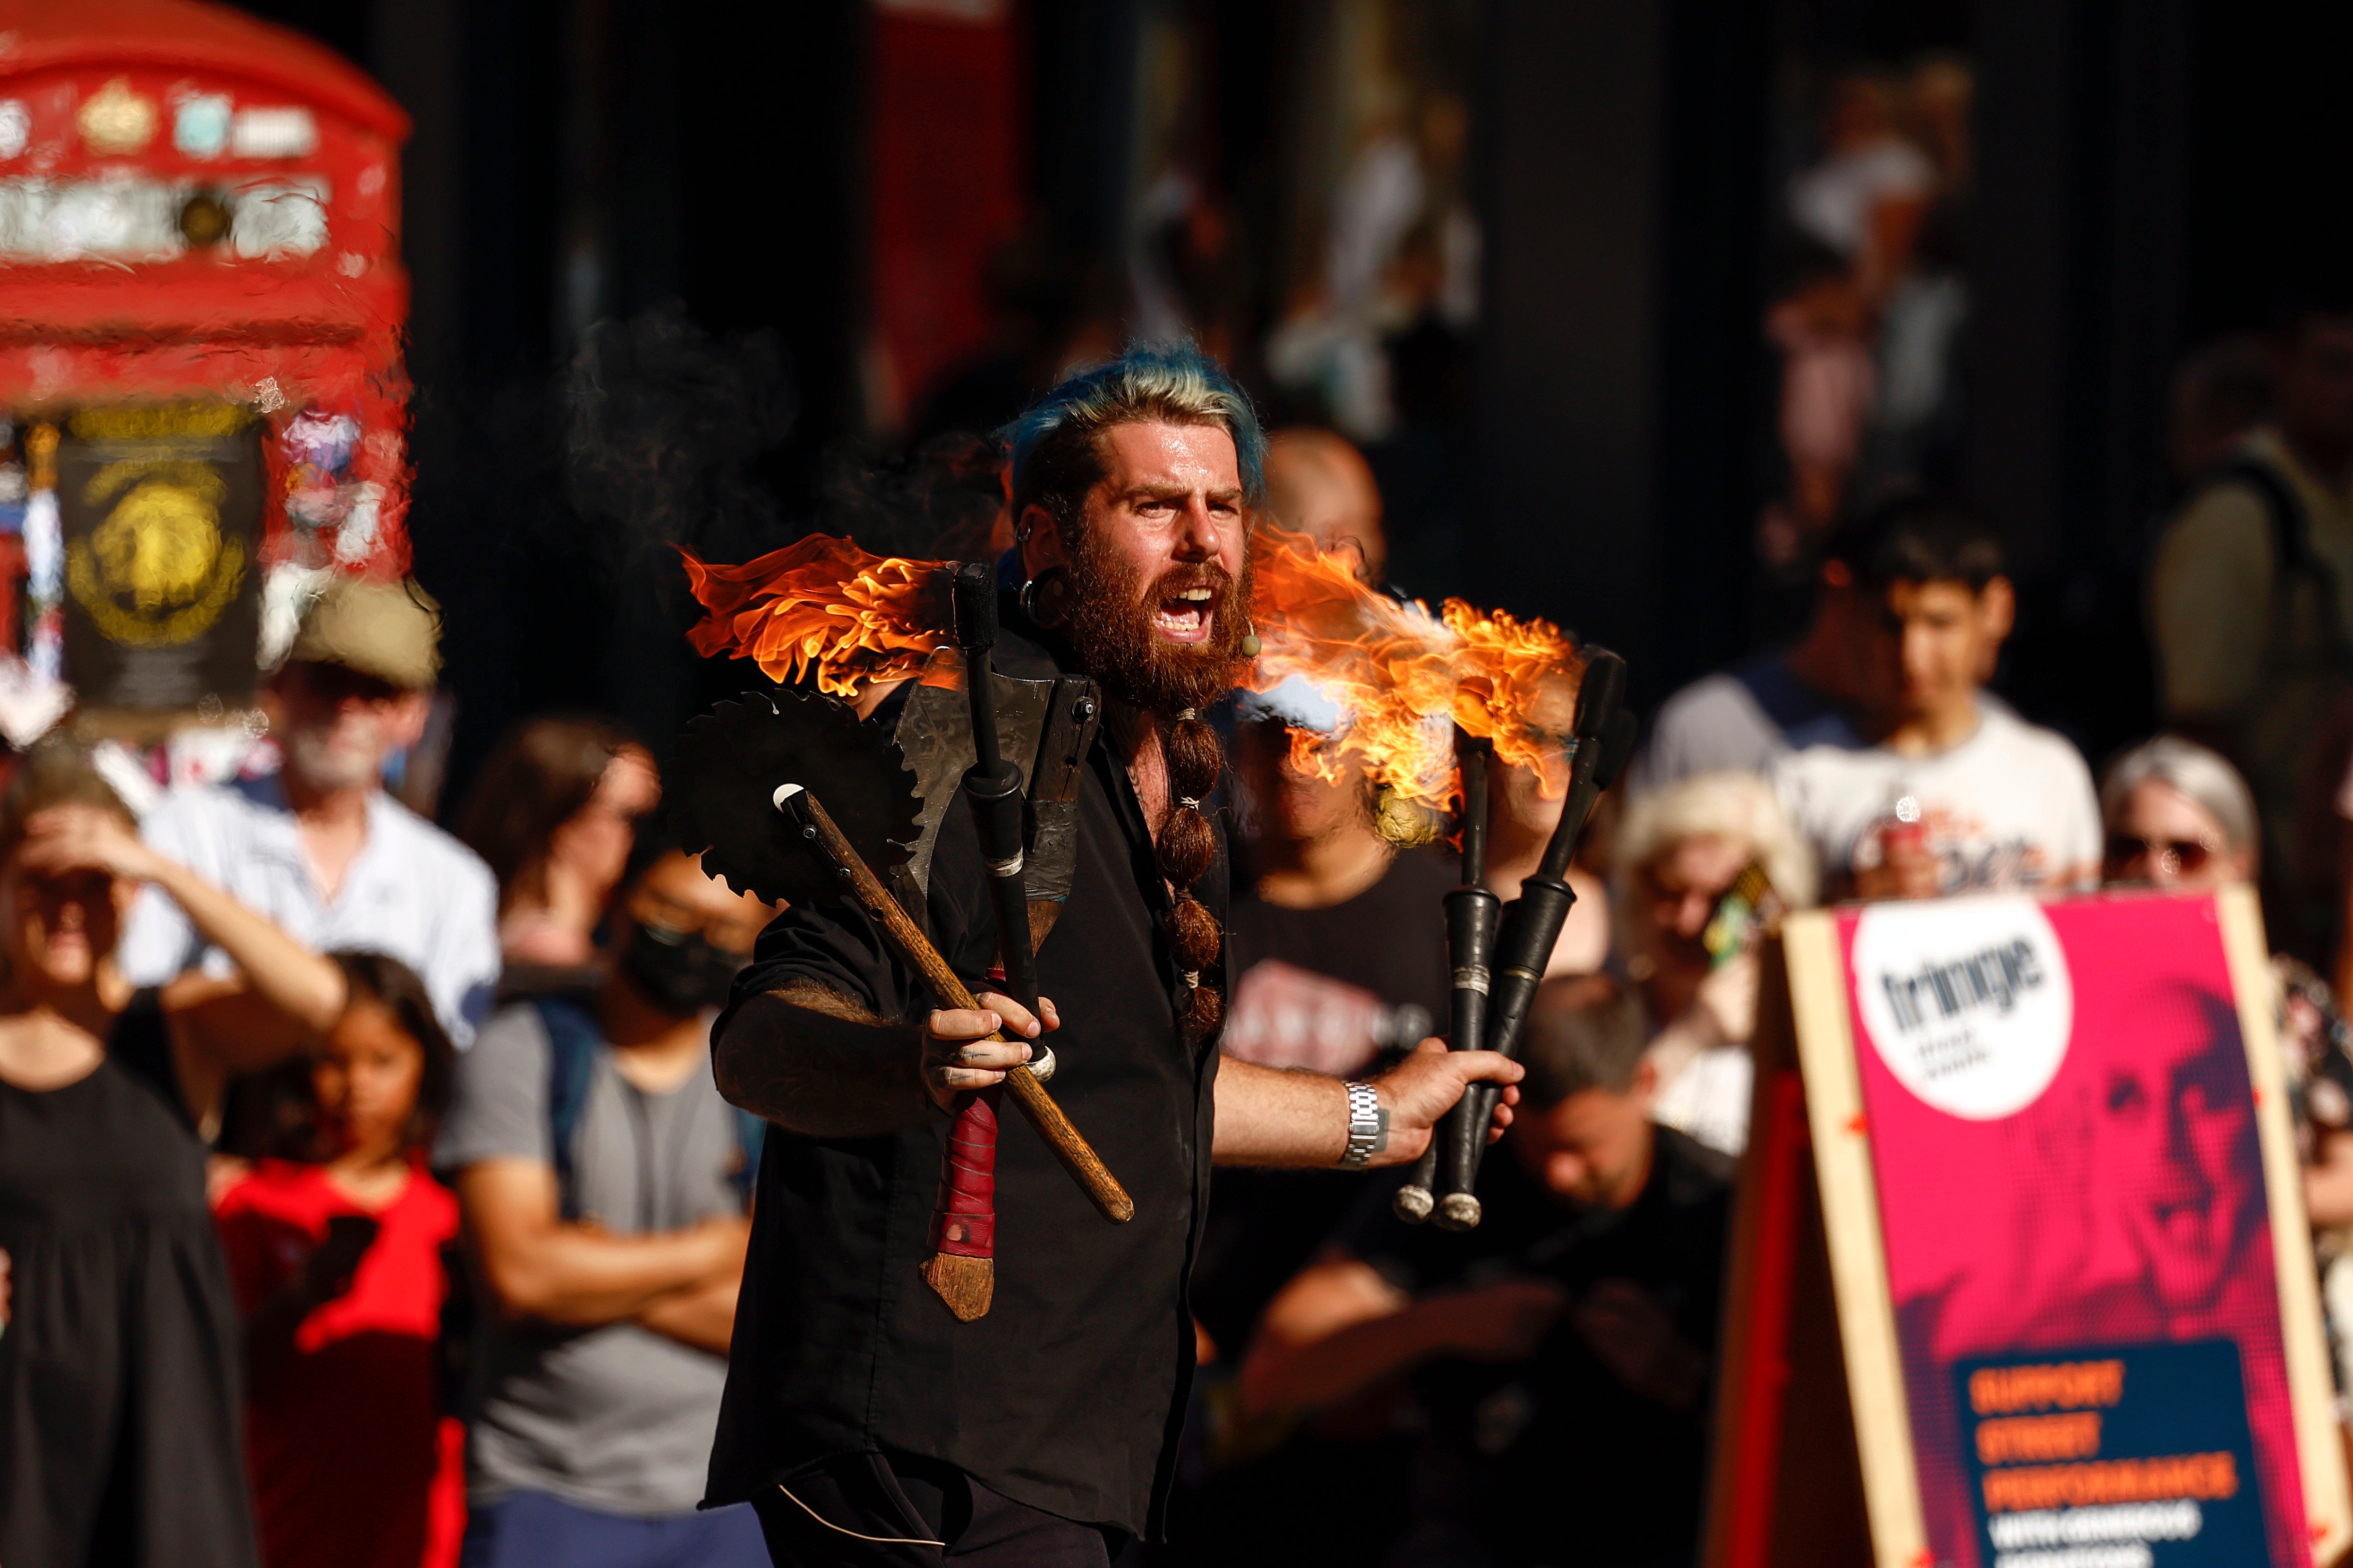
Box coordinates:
[1341,1125,1732,1568]
[705,626,1228,1537]
[1194,850,1455,1356]
[1225,846,1455,1040]
[0,992,260,1567]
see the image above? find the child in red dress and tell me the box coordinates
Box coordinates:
[215,954,465,1568]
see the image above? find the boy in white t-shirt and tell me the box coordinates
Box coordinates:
[1769,497,2102,900]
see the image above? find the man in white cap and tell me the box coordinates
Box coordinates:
[122,578,500,1077]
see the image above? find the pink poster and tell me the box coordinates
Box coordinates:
[1838,893,2307,1568]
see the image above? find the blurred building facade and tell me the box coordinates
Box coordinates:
[223,0,2353,802]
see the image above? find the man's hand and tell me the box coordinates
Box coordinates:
[1420,1278,1569,1361]
[1370,1038,1524,1164]
[1570,1277,1708,1411]
[1853,827,1941,901]
[920,991,1060,1112]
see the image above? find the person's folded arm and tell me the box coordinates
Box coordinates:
[635,1270,742,1356]
[1240,1252,1566,1420]
[456,1159,745,1328]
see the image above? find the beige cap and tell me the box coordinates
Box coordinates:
[287,577,443,689]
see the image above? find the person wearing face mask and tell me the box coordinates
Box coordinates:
[433,847,781,1568]
[120,578,501,1060]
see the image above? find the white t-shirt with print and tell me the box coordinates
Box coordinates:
[1767,703,2103,896]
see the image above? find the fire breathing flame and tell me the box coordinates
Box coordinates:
[678,526,1581,812]
[1246,527,1583,809]
[680,536,948,698]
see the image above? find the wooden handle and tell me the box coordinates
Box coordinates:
[785,787,1136,1225]
[996,1061,1133,1223]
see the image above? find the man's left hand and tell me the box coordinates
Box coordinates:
[1370,1038,1523,1166]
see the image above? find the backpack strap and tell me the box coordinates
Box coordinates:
[729,1107,766,1209]
[2216,454,2337,619]
[531,995,606,1223]
[531,994,764,1217]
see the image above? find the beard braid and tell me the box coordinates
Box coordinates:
[1058,528,1248,1035]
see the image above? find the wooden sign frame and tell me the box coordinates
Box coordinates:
[1705,888,2353,1568]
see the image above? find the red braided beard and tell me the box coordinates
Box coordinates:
[1058,526,1254,720]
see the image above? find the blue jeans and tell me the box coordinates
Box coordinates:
[462,1491,770,1568]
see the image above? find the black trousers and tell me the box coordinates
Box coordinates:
[751,1453,1125,1568]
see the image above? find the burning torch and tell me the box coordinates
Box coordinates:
[1393,730,1502,1223]
[1428,649,1636,1231]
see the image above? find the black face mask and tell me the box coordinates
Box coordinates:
[619,918,743,1017]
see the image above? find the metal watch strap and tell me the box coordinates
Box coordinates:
[1339,1080,1387,1169]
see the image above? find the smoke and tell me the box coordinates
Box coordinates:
[815,431,1008,562]
[561,301,799,588]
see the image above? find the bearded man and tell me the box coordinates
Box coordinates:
[707,344,1524,1567]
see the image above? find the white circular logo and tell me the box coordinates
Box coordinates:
[1852,896,2073,1120]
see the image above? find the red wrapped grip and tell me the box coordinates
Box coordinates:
[928,1087,999,1257]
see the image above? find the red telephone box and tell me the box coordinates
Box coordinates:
[0,0,410,716]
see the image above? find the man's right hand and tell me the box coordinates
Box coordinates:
[1421,1278,1570,1361]
[921,991,1059,1111]
[1854,825,1942,901]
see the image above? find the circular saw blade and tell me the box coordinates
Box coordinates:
[671,688,922,907]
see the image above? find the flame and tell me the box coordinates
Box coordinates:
[680,537,949,697]
[677,526,1583,809]
[1246,527,1583,808]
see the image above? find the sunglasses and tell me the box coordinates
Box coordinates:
[2104,833,2216,878]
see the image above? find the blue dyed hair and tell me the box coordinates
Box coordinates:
[1003,340,1266,543]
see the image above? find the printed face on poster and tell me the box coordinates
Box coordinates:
[1839,893,2318,1568]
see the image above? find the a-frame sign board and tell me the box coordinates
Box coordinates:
[1705,889,2352,1568]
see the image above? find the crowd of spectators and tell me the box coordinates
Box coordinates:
[7,314,2353,1568]
[1182,378,2353,1567]
[0,585,773,1568]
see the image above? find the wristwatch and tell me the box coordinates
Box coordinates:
[1339,1080,1389,1169]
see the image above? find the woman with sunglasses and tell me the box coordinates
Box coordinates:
[0,746,349,1568]
[2100,735,2353,1241]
